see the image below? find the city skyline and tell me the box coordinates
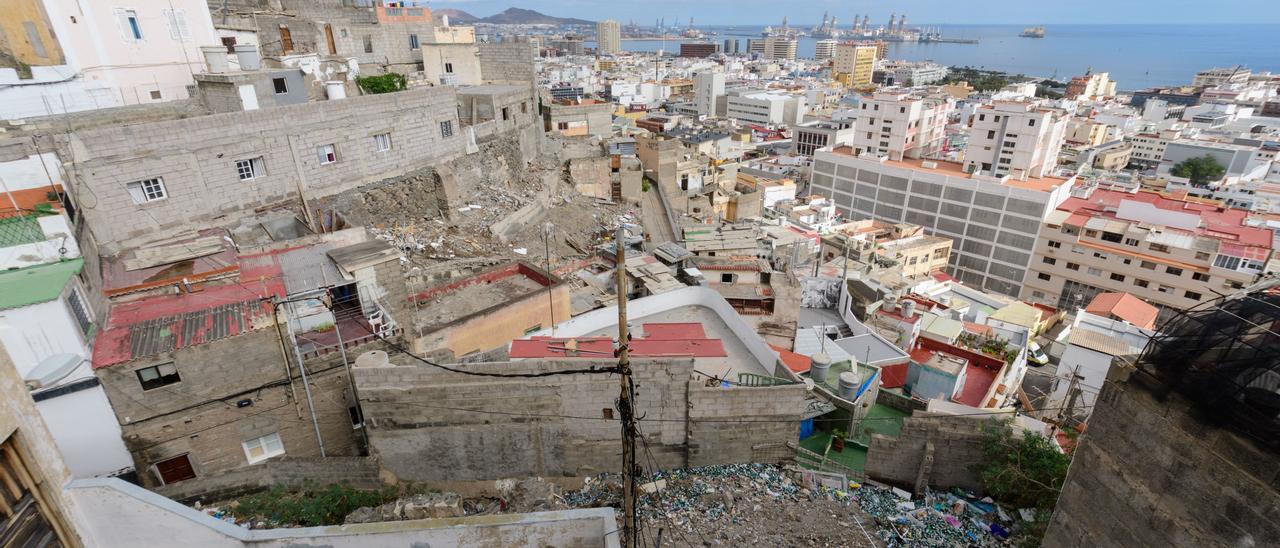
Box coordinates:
[431,1,1280,25]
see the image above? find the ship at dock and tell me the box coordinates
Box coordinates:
[1020,26,1046,38]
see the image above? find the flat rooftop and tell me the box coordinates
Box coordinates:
[415,264,552,332]
[827,146,1070,193]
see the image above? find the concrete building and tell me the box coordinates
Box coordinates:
[850,90,955,161]
[792,120,856,156]
[1,0,220,118]
[878,61,949,87]
[693,70,725,118]
[595,20,621,55]
[725,91,806,126]
[813,39,837,61]
[1065,71,1117,100]
[1045,292,1155,419]
[544,98,614,138]
[1021,185,1273,316]
[753,35,797,61]
[1191,66,1251,87]
[1126,129,1183,169]
[678,42,718,58]
[832,43,878,88]
[963,101,1070,181]
[811,148,1078,296]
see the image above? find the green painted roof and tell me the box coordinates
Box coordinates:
[0,258,84,310]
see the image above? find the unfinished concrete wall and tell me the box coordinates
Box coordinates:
[60,87,465,254]
[477,40,537,84]
[1043,370,1280,548]
[151,457,380,504]
[864,413,995,494]
[356,358,807,482]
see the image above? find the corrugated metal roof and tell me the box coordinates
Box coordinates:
[1068,329,1136,356]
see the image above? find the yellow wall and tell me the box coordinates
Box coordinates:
[0,0,65,67]
[413,285,572,358]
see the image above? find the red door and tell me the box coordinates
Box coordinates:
[154,455,196,485]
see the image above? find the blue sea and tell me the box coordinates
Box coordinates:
[593,24,1280,90]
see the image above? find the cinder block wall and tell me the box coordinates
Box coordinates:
[477,41,537,84]
[1043,373,1280,548]
[863,413,994,493]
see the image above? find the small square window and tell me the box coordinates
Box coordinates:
[1134,279,1149,288]
[1184,290,1202,301]
[236,157,265,180]
[373,133,392,152]
[272,78,288,94]
[444,62,454,74]
[1149,243,1170,253]
[1110,273,1125,282]
[502,107,510,121]
[242,432,285,464]
[1192,272,1210,282]
[1066,262,1080,271]
[1166,266,1183,277]
[440,121,453,138]
[1042,257,1056,265]
[126,178,167,204]
[317,144,337,165]
[137,363,180,390]
[1037,273,1051,281]
[409,34,419,50]
[149,90,162,100]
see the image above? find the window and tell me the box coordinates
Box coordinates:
[1029,119,1036,127]
[1185,290,1203,301]
[1124,238,1140,246]
[373,132,392,152]
[1066,262,1080,271]
[1192,272,1210,282]
[1047,240,1061,249]
[445,62,454,73]
[363,35,373,53]
[987,130,996,139]
[409,34,419,49]
[1084,229,1098,238]
[279,25,293,53]
[1158,285,1173,294]
[1101,232,1123,243]
[1134,279,1149,288]
[66,287,93,337]
[521,102,528,114]
[1110,273,1126,282]
[126,178,167,204]
[440,121,453,138]
[242,432,285,464]
[1214,254,1241,270]
[1165,266,1183,277]
[149,90,162,100]
[235,157,265,180]
[272,77,289,94]
[523,324,542,335]
[1092,251,1108,259]
[1140,260,1157,270]
[1042,257,1057,265]
[1195,251,1211,261]
[317,144,337,165]
[720,273,737,283]
[557,122,570,131]
[502,107,510,121]
[153,454,196,485]
[163,9,190,41]
[137,363,181,390]
[1037,273,1051,281]
[117,9,143,40]
[1149,243,1170,253]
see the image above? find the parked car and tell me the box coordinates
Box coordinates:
[1028,342,1050,366]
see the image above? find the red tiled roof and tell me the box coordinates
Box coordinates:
[769,343,810,373]
[1085,292,1159,330]
[1057,188,1273,248]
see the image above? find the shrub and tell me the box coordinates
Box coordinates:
[355,73,407,95]
[229,483,397,527]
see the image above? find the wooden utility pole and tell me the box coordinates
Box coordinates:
[615,224,639,548]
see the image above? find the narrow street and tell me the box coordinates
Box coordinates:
[640,184,677,250]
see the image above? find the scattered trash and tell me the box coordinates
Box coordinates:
[513,248,527,255]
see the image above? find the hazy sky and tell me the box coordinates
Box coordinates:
[432,1,1280,25]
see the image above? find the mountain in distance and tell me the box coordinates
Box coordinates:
[433,8,479,24]
[478,7,593,26]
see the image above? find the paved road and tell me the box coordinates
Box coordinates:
[639,185,676,251]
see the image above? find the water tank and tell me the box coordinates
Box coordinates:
[881,294,898,313]
[233,44,261,71]
[902,299,917,318]
[325,81,347,100]
[354,350,390,368]
[809,352,832,385]
[838,371,859,400]
[200,46,229,74]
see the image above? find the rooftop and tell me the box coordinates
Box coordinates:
[1056,188,1272,248]
[826,147,1071,193]
[0,258,83,311]
[510,323,728,360]
[1085,292,1160,330]
[414,262,557,332]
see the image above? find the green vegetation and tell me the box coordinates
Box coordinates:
[974,421,1072,547]
[228,483,399,527]
[642,178,652,192]
[355,73,407,94]
[941,66,1026,92]
[1171,155,1227,185]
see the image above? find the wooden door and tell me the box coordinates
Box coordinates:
[324,24,336,55]
[154,454,196,485]
[279,25,294,54]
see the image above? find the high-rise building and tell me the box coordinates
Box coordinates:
[1065,72,1117,100]
[723,38,739,55]
[833,43,879,87]
[964,101,1071,181]
[763,35,798,61]
[814,39,837,61]
[693,70,725,117]
[679,42,718,58]
[849,90,955,161]
[596,20,621,54]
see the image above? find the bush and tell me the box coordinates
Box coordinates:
[229,483,397,527]
[1170,155,1227,185]
[355,73,407,95]
[974,421,1070,511]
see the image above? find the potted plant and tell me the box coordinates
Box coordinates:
[831,428,847,452]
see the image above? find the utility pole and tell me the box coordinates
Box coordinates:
[615,224,639,548]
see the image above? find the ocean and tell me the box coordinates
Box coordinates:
[592,24,1280,90]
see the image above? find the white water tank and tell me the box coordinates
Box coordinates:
[809,352,832,385]
[881,294,898,313]
[837,371,859,400]
[354,350,390,368]
[201,46,229,73]
[233,44,261,71]
[325,81,347,100]
[902,299,917,318]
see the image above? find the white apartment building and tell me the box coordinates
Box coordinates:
[1125,129,1184,169]
[693,70,725,118]
[880,61,949,86]
[2,0,220,118]
[814,39,837,60]
[811,149,1078,296]
[747,35,798,61]
[596,20,621,54]
[725,91,806,126]
[1192,66,1251,88]
[792,120,856,156]
[964,101,1070,181]
[850,90,955,161]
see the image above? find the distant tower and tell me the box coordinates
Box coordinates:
[888,14,896,34]
[898,16,908,34]
[782,16,789,31]
[830,16,838,32]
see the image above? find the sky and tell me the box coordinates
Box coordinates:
[430,1,1280,25]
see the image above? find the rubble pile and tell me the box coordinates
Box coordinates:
[853,486,1023,547]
